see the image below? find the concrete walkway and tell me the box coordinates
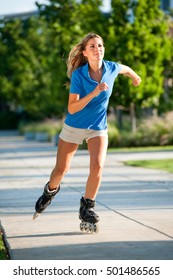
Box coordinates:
[0,135,173,260]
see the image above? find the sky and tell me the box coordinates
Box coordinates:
[0,0,111,16]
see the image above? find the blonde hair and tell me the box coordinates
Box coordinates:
[67,33,104,78]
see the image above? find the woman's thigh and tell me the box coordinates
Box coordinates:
[55,138,79,172]
[87,136,108,169]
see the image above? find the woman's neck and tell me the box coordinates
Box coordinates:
[88,61,103,73]
[89,62,103,83]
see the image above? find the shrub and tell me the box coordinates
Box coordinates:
[119,111,173,147]
[18,119,63,140]
[108,122,120,147]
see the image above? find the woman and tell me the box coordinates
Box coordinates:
[33,33,141,232]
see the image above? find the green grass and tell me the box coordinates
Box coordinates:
[108,146,173,174]
[108,145,173,153]
[0,230,9,260]
[124,159,173,173]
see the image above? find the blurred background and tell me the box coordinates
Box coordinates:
[0,0,173,148]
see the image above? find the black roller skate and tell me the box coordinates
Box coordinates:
[79,197,99,234]
[33,182,60,220]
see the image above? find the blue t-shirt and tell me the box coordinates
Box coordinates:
[65,60,122,130]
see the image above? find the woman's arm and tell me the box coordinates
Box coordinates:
[119,64,141,87]
[68,82,108,114]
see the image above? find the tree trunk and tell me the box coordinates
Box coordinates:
[116,106,123,130]
[130,102,136,133]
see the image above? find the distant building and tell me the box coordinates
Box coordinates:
[0,10,38,20]
[160,0,173,12]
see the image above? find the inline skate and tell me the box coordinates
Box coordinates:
[33,182,60,220]
[79,197,99,234]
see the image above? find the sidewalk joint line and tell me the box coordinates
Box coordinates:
[98,201,173,240]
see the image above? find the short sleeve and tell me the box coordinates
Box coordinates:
[70,70,82,94]
[113,62,122,75]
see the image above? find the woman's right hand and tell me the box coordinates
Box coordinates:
[93,82,109,96]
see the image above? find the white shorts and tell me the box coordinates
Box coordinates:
[59,123,108,145]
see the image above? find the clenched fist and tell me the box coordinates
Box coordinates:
[132,76,141,87]
[94,82,109,96]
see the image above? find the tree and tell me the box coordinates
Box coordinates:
[106,0,171,131]
[35,0,108,113]
[0,15,69,119]
[0,0,107,122]
[158,12,173,113]
[0,0,172,128]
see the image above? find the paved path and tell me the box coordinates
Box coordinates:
[0,135,173,260]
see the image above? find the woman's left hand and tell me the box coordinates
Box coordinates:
[132,76,141,87]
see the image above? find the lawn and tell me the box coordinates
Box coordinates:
[0,230,9,260]
[124,158,173,173]
[108,146,173,173]
[108,145,173,153]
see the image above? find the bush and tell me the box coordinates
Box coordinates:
[18,119,63,140]
[119,111,173,147]
[108,122,120,147]
[18,111,173,147]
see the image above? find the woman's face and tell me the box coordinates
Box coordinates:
[83,37,105,62]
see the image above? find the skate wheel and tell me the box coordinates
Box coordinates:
[33,212,39,220]
[80,222,85,232]
[79,222,89,233]
[89,223,99,234]
[93,223,99,234]
[84,222,90,233]
[79,221,99,234]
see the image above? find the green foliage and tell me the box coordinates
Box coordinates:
[0,0,172,128]
[19,119,63,138]
[158,19,173,113]
[0,230,9,260]
[119,111,173,147]
[0,16,69,119]
[108,121,120,147]
[108,0,172,109]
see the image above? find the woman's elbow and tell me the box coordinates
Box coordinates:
[68,105,75,114]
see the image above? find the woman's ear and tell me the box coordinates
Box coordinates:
[82,50,87,57]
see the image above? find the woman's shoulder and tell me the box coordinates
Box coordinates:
[103,60,121,71]
[103,60,120,66]
[71,63,88,78]
[74,63,88,73]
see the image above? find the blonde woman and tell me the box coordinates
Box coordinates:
[33,33,141,233]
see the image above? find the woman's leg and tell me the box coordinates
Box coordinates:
[33,139,78,218]
[84,136,108,200]
[48,138,79,190]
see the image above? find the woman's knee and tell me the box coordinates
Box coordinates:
[90,160,104,176]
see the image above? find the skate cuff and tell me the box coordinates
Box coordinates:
[45,183,60,194]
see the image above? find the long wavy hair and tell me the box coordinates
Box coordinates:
[67,33,104,78]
